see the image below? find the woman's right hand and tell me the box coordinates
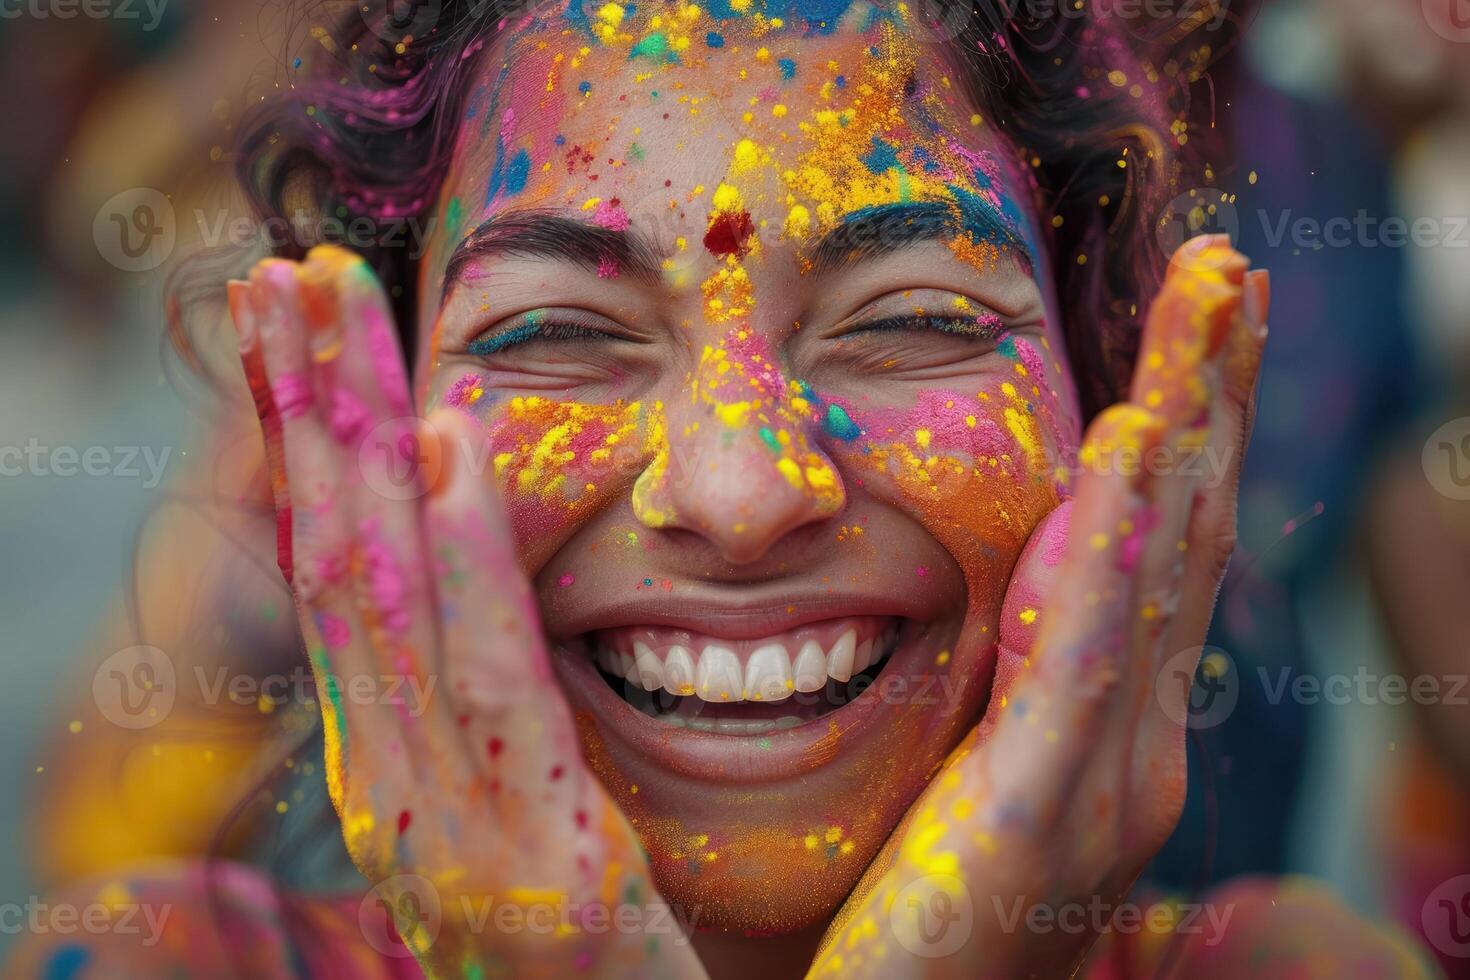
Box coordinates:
[227,245,706,980]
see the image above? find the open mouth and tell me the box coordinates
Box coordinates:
[577,615,908,735]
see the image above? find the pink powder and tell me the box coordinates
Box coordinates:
[317,612,352,650]
[272,372,314,420]
[591,199,630,231]
[357,517,411,636]
[329,388,372,444]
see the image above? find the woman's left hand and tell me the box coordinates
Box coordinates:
[809,236,1269,979]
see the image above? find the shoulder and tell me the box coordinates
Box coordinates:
[5,860,414,979]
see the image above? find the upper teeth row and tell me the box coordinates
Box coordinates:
[595,626,899,703]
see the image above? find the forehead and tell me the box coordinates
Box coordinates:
[427,2,1040,283]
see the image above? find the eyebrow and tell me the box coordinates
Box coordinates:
[806,198,1029,277]
[442,210,664,301]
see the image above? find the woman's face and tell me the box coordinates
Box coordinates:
[414,2,1081,931]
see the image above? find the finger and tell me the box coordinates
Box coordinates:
[237,262,400,806]
[297,247,449,747]
[424,409,601,859]
[1172,268,1269,642]
[977,402,1158,822]
[977,237,1248,818]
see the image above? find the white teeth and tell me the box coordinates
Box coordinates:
[827,629,856,683]
[633,641,664,692]
[696,645,743,702]
[792,640,828,693]
[744,644,794,702]
[663,645,695,696]
[602,623,901,704]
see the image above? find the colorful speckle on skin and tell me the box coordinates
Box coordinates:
[558,572,576,587]
[824,403,861,441]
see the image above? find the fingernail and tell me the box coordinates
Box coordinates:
[226,280,256,351]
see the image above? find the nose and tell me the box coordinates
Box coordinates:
[632,352,845,565]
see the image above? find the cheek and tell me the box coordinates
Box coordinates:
[816,339,1075,610]
[429,369,663,565]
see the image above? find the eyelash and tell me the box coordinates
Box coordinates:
[465,311,1008,356]
[466,315,611,355]
[847,313,1007,341]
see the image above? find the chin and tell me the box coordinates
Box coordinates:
[550,600,996,932]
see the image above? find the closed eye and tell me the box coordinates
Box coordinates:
[847,312,1008,341]
[465,309,632,356]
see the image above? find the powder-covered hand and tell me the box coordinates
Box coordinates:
[227,246,706,980]
[809,235,1269,979]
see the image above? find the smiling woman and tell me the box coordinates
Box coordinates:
[7,0,1438,978]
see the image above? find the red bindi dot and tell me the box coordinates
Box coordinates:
[488,737,504,759]
[398,810,412,835]
[550,765,565,781]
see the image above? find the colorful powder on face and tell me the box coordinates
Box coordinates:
[824,403,862,441]
[703,209,755,258]
[445,372,488,409]
[467,322,539,356]
[558,572,576,587]
[504,149,532,194]
[591,198,630,231]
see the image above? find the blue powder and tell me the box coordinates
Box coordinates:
[861,137,901,175]
[504,149,531,195]
[824,404,862,442]
[778,58,796,79]
[706,31,725,47]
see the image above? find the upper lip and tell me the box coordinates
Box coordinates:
[543,587,947,643]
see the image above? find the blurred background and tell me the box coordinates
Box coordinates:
[2,0,1469,973]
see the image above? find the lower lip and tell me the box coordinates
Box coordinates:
[551,621,943,785]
